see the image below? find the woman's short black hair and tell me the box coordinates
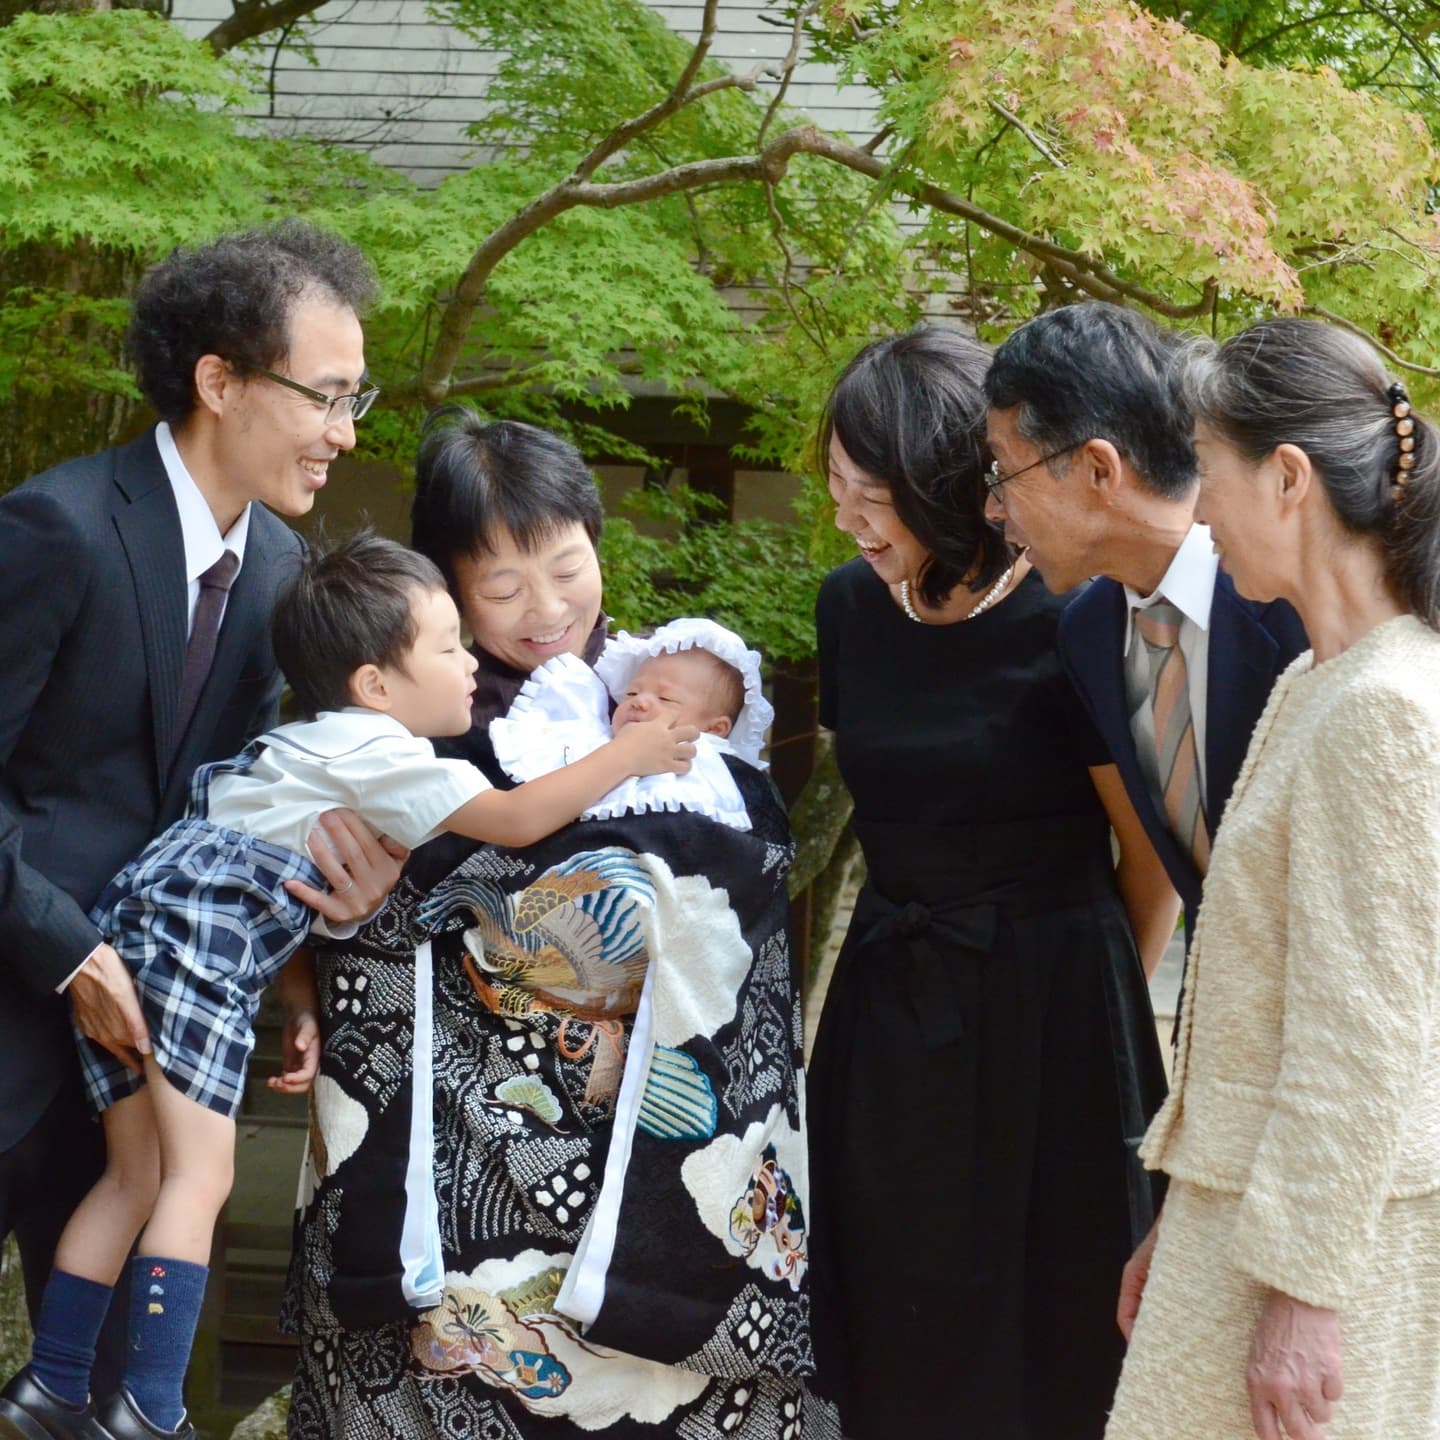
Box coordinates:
[272,529,446,719]
[410,407,604,594]
[985,301,1196,500]
[1177,318,1440,629]
[819,325,1008,608]
[128,220,378,424]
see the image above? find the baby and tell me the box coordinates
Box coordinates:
[491,617,773,831]
[610,645,744,740]
[3,533,696,1440]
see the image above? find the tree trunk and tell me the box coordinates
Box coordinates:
[786,729,852,898]
[0,1235,32,1376]
[805,820,862,989]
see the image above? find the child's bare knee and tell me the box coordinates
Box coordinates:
[165,1158,235,1218]
[98,1153,161,1218]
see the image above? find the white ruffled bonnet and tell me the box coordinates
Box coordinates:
[593,618,773,769]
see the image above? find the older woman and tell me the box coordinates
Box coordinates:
[284,411,837,1438]
[806,327,1175,1440]
[1107,319,1440,1440]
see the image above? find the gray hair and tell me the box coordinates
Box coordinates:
[1175,318,1440,628]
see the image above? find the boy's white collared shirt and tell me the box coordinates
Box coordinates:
[206,708,490,856]
[1122,521,1219,812]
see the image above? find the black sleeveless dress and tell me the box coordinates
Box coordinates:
[806,559,1167,1440]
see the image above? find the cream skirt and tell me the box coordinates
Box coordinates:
[1106,1179,1440,1440]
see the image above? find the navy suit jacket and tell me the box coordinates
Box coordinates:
[0,429,303,1148]
[1059,571,1308,932]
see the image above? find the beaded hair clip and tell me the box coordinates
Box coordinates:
[1389,381,1416,501]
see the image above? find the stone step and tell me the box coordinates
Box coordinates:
[220,1313,297,1348]
[224,1266,288,1321]
[224,1221,294,1256]
[216,1339,297,1414]
[240,1074,308,1127]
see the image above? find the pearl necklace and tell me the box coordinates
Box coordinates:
[900,562,1016,625]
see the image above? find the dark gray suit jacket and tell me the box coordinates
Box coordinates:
[0,428,303,1148]
[1059,570,1308,935]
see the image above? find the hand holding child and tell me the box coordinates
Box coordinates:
[614,717,699,776]
[67,942,151,1074]
[285,807,410,922]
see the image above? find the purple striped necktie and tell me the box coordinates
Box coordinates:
[1135,601,1210,875]
[175,549,240,746]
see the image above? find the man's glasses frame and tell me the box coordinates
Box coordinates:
[984,442,1083,501]
[247,365,380,424]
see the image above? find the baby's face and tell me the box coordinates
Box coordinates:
[612,652,731,737]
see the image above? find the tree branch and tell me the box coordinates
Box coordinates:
[1301,304,1440,377]
[1355,0,1440,86]
[568,0,814,190]
[421,116,1238,403]
[862,124,894,155]
[757,0,816,148]
[420,126,822,403]
[203,0,328,55]
[1235,9,1365,55]
[796,130,1219,318]
[569,0,721,184]
[987,99,1066,168]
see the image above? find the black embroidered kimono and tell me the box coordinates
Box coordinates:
[282,734,838,1440]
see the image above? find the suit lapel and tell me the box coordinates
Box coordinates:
[1205,576,1277,834]
[112,431,187,791]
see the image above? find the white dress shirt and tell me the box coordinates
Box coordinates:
[155,420,251,634]
[1123,521,1218,819]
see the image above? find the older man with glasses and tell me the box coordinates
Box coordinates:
[0,222,404,1440]
[983,301,1308,960]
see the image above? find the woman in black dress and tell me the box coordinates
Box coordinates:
[806,328,1175,1439]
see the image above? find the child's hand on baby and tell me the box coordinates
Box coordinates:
[267,1008,321,1095]
[615,717,700,775]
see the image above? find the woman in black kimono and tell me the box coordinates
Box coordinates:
[806,328,1174,1440]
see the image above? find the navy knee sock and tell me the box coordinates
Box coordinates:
[29,1269,115,1406]
[122,1255,208,1432]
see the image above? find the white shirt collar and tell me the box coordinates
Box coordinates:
[262,708,413,761]
[155,421,250,583]
[1122,522,1218,651]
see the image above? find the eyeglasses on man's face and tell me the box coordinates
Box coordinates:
[984,443,1083,501]
[246,365,380,424]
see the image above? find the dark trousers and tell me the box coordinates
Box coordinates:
[0,1070,130,1395]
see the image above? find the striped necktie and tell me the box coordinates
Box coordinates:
[174,549,240,749]
[1135,601,1210,875]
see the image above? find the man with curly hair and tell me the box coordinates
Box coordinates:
[0,223,404,1440]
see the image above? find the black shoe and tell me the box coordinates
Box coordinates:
[86,1392,194,1440]
[0,1367,95,1440]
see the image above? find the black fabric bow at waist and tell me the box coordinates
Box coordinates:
[853,888,1016,1050]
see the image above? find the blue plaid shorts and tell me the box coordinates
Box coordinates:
[78,806,326,1120]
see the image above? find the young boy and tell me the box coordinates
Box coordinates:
[0,534,696,1440]
[491,617,772,834]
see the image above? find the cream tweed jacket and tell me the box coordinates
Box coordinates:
[1107,614,1440,1440]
